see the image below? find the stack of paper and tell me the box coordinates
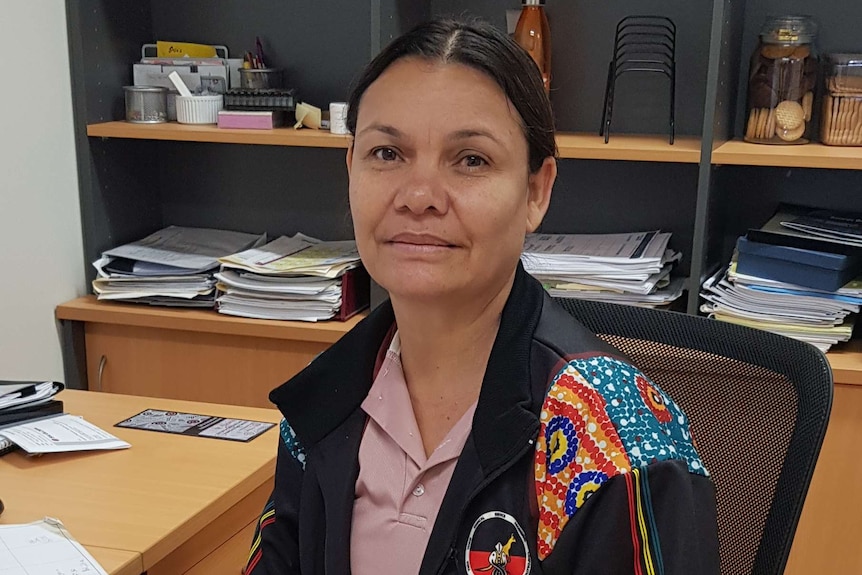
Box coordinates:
[522,232,684,308]
[92,226,266,307]
[1,380,64,427]
[215,234,362,321]
[700,262,859,352]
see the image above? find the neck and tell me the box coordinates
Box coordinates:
[390,270,516,401]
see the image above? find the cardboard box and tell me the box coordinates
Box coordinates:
[737,236,862,291]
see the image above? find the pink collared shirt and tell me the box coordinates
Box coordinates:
[351,332,477,575]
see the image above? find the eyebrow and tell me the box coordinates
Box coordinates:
[449,129,504,146]
[356,123,404,139]
[356,124,504,146]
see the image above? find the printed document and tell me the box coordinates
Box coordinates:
[0,414,130,454]
[0,518,108,575]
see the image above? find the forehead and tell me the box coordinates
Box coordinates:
[356,57,524,134]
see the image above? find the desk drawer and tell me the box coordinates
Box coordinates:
[84,323,326,407]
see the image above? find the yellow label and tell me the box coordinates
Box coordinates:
[776,29,799,42]
[156,41,217,58]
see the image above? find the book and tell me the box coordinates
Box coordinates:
[747,204,862,256]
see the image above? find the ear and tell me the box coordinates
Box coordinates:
[346,142,354,175]
[525,157,557,233]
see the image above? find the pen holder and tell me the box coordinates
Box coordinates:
[175,95,224,124]
[239,68,283,90]
[124,86,167,123]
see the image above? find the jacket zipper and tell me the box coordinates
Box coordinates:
[435,422,539,575]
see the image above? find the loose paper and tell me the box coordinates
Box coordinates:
[0,415,130,454]
[0,518,109,575]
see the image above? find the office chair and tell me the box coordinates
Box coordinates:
[555,297,832,575]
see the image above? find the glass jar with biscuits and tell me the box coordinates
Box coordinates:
[821,54,862,146]
[745,15,818,144]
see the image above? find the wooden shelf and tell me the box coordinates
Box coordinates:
[56,296,365,343]
[87,122,700,162]
[555,133,701,163]
[712,140,862,170]
[87,121,351,148]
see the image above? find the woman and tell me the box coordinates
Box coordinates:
[246,18,718,575]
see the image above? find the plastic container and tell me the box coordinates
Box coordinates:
[175,95,224,124]
[514,0,551,93]
[745,15,818,144]
[123,86,167,123]
[239,68,283,90]
[821,53,862,146]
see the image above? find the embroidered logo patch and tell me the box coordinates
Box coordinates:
[465,511,531,575]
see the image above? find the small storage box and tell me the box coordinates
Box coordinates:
[737,236,862,291]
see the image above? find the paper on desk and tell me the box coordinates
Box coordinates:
[0,414,130,454]
[0,517,109,575]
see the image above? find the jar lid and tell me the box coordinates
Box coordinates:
[760,15,817,44]
[123,85,168,93]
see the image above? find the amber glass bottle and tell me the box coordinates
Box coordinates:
[514,0,551,93]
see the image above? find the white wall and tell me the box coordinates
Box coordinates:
[0,2,85,380]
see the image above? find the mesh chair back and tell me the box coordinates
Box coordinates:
[555,298,832,575]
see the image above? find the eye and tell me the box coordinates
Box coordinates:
[372,147,399,161]
[460,154,488,169]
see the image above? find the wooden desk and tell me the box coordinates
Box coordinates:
[0,390,281,575]
[784,380,862,574]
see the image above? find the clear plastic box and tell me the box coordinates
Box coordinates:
[821,53,862,146]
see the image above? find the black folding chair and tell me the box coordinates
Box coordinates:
[601,16,677,144]
[556,297,832,575]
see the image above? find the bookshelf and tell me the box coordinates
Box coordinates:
[56,296,364,343]
[712,140,862,170]
[88,121,702,163]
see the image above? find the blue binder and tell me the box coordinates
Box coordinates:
[737,236,862,292]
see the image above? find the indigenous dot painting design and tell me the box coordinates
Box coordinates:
[534,356,708,560]
[280,418,306,470]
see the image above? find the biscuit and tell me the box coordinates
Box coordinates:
[775,100,805,130]
[776,122,806,141]
[766,107,776,140]
[761,44,795,59]
[791,45,811,60]
[802,91,813,122]
[756,108,768,139]
[746,108,757,140]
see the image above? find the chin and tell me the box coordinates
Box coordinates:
[374,269,465,303]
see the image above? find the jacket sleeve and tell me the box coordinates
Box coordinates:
[245,420,306,575]
[540,460,719,575]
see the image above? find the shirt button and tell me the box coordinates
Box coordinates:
[412,484,425,497]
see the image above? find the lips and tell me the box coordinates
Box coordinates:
[387,232,455,247]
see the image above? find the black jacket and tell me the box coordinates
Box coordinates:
[246,266,719,574]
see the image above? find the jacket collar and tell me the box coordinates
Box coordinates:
[269,262,546,472]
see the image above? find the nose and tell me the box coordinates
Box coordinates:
[393,161,450,216]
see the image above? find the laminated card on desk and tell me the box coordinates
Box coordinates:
[0,518,109,575]
[116,409,274,442]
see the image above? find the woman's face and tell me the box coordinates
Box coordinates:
[347,57,555,305]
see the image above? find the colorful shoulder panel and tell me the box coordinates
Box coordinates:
[534,355,707,560]
[280,418,307,470]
